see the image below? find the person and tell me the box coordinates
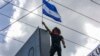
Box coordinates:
[42,21,66,56]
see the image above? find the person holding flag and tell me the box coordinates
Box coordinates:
[42,21,66,56]
[42,0,66,56]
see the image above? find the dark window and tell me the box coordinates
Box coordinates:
[28,47,34,56]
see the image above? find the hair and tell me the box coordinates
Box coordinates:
[52,27,61,34]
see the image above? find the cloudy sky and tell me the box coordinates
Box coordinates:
[0,0,100,56]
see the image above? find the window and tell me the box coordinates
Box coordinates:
[28,47,34,56]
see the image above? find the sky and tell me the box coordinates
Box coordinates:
[0,0,100,56]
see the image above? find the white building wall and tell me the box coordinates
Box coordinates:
[15,28,50,56]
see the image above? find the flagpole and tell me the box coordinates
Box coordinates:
[41,0,43,29]
[42,0,44,26]
[42,0,50,23]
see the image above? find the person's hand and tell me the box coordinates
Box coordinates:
[63,45,66,48]
[42,21,45,25]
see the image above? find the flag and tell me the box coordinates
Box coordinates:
[42,0,61,22]
[88,44,100,56]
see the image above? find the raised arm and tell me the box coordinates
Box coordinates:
[42,21,51,34]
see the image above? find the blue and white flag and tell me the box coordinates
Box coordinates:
[42,0,61,22]
[88,44,100,56]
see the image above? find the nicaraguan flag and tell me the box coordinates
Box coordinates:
[42,0,61,22]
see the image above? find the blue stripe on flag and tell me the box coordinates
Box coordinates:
[43,9,61,22]
[43,0,61,22]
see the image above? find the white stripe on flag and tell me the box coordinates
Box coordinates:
[43,4,60,18]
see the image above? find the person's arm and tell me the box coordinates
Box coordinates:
[42,21,51,34]
[61,39,66,48]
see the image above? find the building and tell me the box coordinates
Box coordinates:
[15,28,50,56]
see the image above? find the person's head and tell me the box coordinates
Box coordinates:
[52,27,61,35]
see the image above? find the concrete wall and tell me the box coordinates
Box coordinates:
[39,28,50,56]
[15,28,50,56]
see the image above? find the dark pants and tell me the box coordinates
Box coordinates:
[50,46,61,56]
